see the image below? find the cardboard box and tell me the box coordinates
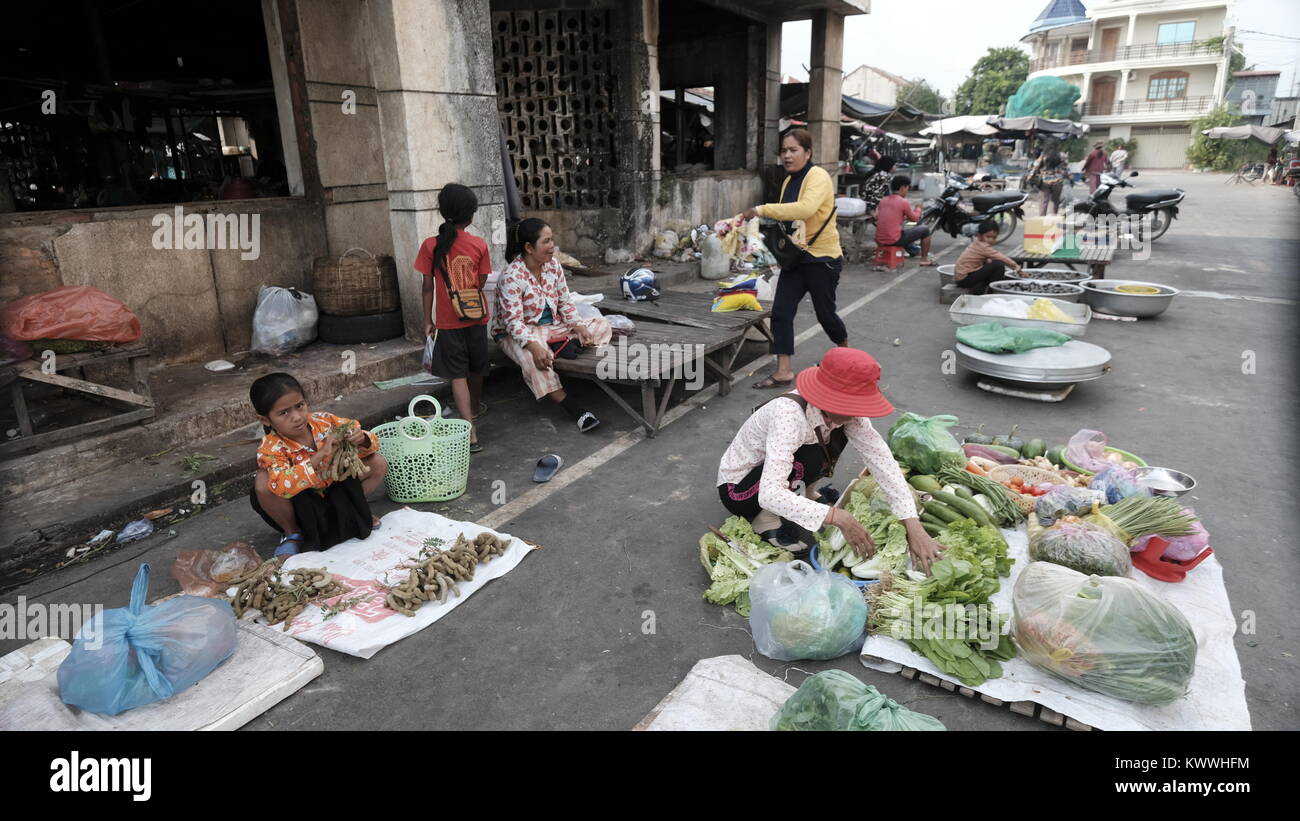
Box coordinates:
[1023,215,1064,255]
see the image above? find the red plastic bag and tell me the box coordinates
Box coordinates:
[1,286,142,342]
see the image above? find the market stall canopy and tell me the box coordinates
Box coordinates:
[1200,124,1287,144]
[780,83,935,136]
[919,115,1002,137]
[991,116,1090,137]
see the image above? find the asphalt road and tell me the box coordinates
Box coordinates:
[5,171,1297,731]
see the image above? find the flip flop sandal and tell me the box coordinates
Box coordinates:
[472,401,488,419]
[533,454,563,483]
[752,375,794,390]
[274,533,304,558]
[576,412,601,433]
[469,441,483,454]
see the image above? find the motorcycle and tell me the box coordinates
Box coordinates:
[1071,171,1185,241]
[922,173,1027,245]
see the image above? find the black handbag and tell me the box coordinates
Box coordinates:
[759,206,837,271]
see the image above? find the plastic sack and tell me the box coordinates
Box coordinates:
[1012,562,1196,705]
[835,197,868,218]
[170,542,262,598]
[886,413,965,474]
[1089,465,1152,504]
[422,334,435,371]
[1034,486,1099,525]
[749,561,867,661]
[1066,429,1110,473]
[606,314,635,334]
[771,670,946,731]
[57,564,238,716]
[1031,520,1132,577]
[1,285,142,343]
[1131,511,1210,561]
[700,235,729,279]
[251,286,317,356]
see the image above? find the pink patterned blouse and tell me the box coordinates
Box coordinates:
[490,257,580,345]
[716,392,918,532]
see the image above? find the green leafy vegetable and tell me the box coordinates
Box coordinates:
[699,516,793,616]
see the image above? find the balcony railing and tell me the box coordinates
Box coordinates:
[1031,39,1224,72]
[1081,95,1215,117]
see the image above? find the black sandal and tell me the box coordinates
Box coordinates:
[752,375,794,390]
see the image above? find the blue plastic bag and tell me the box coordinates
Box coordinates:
[57,564,237,716]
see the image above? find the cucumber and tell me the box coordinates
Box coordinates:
[1022,439,1046,459]
[930,491,996,527]
[921,522,944,537]
[953,486,975,501]
[920,513,947,528]
[908,475,944,494]
[922,500,964,524]
[983,444,1022,459]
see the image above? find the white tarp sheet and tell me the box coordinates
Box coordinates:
[272,508,536,659]
[860,528,1251,731]
[635,655,796,731]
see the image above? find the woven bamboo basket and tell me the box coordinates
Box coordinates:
[312,248,400,316]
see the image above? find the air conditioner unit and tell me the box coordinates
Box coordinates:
[1127,70,1137,81]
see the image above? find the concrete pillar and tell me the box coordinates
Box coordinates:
[744,23,764,172]
[807,10,845,176]
[365,0,505,340]
[609,0,660,252]
[762,21,783,163]
[1081,71,1092,102]
[1126,13,1137,46]
[1119,71,1129,103]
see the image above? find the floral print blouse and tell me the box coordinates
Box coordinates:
[257,411,379,498]
[490,257,580,345]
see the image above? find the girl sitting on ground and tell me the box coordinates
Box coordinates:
[249,372,388,557]
[491,218,612,433]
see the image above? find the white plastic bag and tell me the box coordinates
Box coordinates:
[606,314,635,333]
[422,334,435,372]
[251,286,317,356]
[749,561,867,661]
[571,292,604,321]
[835,197,867,218]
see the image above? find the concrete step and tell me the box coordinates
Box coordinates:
[0,372,452,591]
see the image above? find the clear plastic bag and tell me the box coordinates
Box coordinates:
[771,670,946,731]
[749,561,867,661]
[1035,485,1102,526]
[422,334,435,372]
[57,564,238,716]
[1089,465,1151,504]
[251,286,317,356]
[605,314,635,333]
[170,542,262,597]
[1030,520,1132,577]
[1065,429,1109,473]
[1012,562,1196,705]
[886,413,965,474]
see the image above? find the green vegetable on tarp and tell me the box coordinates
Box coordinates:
[887,413,966,476]
[1013,562,1197,705]
[771,670,946,731]
[817,488,910,578]
[699,516,793,616]
[955,321,1072,354]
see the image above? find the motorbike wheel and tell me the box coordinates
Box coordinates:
[991,211,1018,245]
[1147,208,1172,241]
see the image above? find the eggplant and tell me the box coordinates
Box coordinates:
[963,443,1017,464]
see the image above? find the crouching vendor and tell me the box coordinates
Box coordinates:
[715,347,946,573]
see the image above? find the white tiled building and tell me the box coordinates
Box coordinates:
[1022,0,1236,167]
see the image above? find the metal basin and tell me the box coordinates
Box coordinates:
[1081,279,1179,317]
[1133,466,1197,497]
[1010,267,1092,285]
[937,264,956,288]
[955,340,1111,386]
[988,279,1086,303]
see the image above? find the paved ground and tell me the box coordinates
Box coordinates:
[5,171,1297,730]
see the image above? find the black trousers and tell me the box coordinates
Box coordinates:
[717,443,829,546]
[771,257,846,356]
[957,260,1008,296]
[250,477,373,552]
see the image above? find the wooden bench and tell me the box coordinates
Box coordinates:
[2,342,155,459]
[552,322,742,438]
[1005,243,1115,280]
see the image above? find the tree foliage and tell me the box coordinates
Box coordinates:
[954,47,1031,116]
[1185,105,1268,171]
[897,78,946,115]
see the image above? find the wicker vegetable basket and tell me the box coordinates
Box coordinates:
[312,248,400,316]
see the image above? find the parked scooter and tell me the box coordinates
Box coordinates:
[1071,171,1185,240]
[922,174,1027,245]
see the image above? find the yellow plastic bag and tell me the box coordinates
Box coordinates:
[1026,298,1073,324]
[712,293,762,312]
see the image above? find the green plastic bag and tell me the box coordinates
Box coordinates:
[955,321,1071,354]
[887,413,965,475]
[771,670,947,731]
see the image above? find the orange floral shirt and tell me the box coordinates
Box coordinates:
[256,411,379,498]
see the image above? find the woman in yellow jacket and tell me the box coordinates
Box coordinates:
[743,129,846,389]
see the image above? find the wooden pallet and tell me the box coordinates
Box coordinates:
[897,666,1095,731]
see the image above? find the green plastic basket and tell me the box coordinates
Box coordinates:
[373,395,471,503]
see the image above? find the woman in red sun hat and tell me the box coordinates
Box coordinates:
[716,347,946,573]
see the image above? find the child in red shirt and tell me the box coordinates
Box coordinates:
[414,184,492,453]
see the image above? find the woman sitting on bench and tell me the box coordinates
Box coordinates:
[492,218,612,433]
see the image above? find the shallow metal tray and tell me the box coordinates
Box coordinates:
[949,293,1092,337]
[956,340,1112,385]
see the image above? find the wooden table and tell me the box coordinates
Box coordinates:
[1004,244,1115,280]
[2,342,154,458]
[553,321,743,438]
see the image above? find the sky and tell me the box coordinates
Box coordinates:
[781,0,1300,103]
